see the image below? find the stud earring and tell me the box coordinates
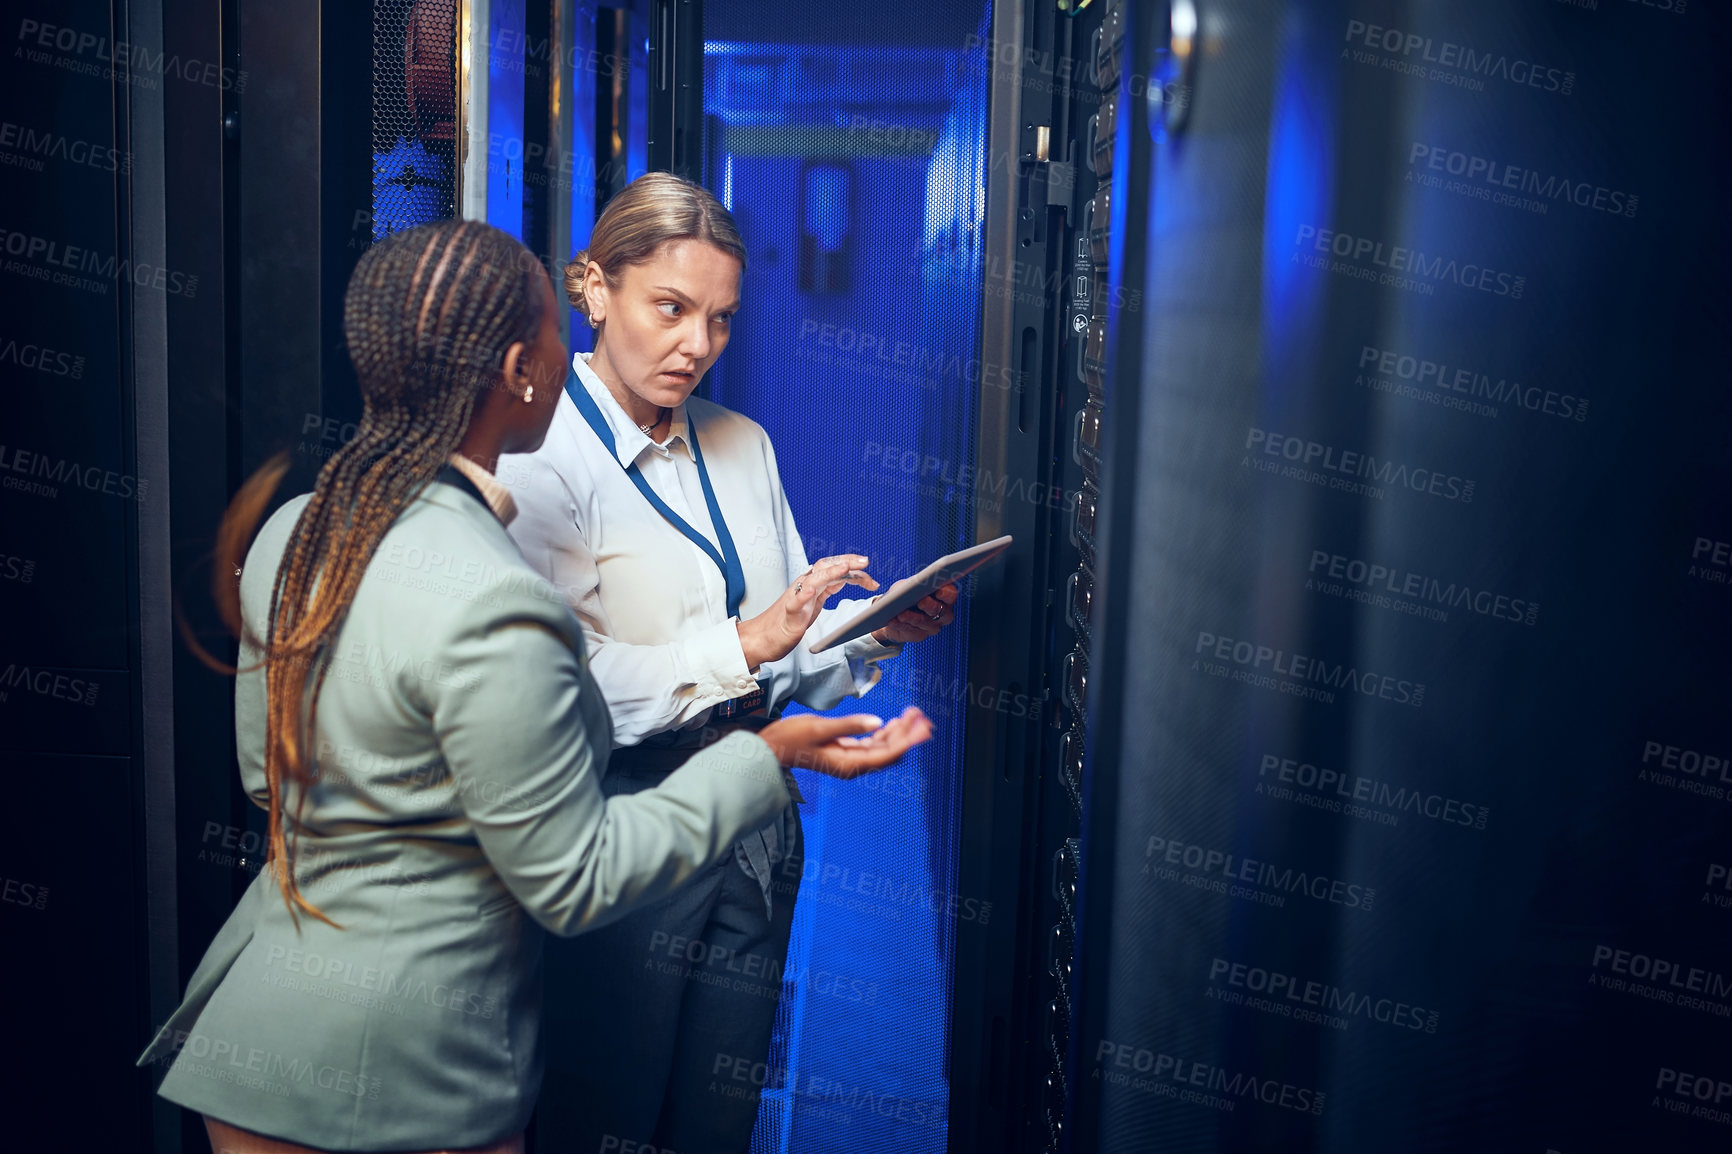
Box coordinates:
[523,384,534,403]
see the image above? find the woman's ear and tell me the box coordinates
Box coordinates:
[583,260,609,324]
[500,339,531,399]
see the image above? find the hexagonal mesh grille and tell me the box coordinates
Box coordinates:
[373,0,459,240]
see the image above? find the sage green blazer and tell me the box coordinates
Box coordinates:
[136,474,791,1151]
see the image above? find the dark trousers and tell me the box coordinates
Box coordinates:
[534,764,803,1154]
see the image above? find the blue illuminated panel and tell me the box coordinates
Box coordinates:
[702,11,991,1153]
[486,0,526,237]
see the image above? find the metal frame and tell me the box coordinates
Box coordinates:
[120,0,180,1148]
[946,0,1023,1132]
[949,0,1073,1148]
[547,0,576,345]
[458,0,489,219]
[155,4,246,1152]
[646,0,702,178]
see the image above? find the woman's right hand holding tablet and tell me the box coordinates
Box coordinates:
[736,554,877,669]
[757,708,934,779]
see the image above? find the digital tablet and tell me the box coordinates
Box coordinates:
[808,535,1014,654]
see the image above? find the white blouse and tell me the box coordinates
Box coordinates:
[498,352,901,749]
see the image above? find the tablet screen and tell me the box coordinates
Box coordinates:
[808,535,1014,654]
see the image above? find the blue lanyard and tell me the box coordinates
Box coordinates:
[563,366,747,619]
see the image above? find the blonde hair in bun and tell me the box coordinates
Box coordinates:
[563,172,746,322]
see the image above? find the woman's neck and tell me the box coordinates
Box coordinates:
[455,424,504,474]
[587,344,664,431]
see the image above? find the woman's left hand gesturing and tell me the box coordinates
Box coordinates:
[871,582,959,646]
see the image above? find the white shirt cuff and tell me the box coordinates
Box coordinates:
[843,631,903,665]
[839,631,902,695]
[687,618,760,700]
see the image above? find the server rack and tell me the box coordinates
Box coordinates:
[948,1,1133,1151]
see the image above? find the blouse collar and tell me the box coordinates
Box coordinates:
[444,453,518,525]
[571,351,691,467]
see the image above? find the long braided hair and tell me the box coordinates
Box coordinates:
[212,220,546,925]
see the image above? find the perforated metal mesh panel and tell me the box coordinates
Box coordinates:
[701,9,992,1152]
[373,0,459,240]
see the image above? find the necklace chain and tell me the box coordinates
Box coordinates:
[637,406,666,435]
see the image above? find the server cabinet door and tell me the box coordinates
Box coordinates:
[1077,2,1731,1152]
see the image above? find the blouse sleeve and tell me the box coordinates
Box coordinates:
[751,431,904,714]
[503,450,761,747]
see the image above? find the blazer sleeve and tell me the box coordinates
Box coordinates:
[234,495,312,811]
[428,589,792,937]
[235,626,270,810]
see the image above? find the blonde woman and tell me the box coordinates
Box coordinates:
[136,220,931,1154]
[501,173,959,1152]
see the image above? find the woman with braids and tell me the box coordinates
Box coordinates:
[134,219,932,1154]
[499,173,960,1153]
